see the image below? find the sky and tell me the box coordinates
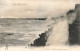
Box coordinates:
[0,0,79,18]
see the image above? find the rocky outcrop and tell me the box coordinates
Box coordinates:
[30,31,47,46]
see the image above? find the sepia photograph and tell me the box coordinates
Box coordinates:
[0,0,80,51]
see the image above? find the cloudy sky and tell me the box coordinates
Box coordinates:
[0,0,79,18]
